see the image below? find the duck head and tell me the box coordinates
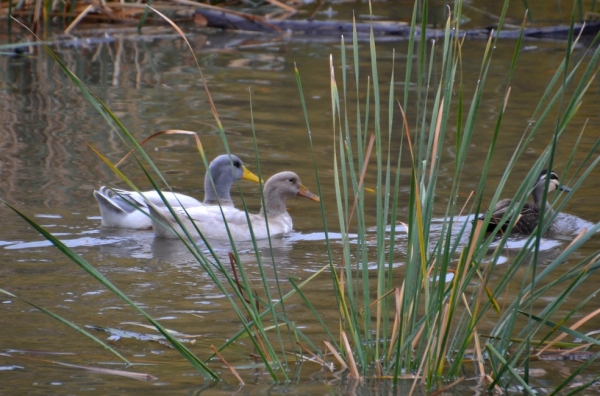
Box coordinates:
[262,171,319,214]
[537,169,571,193]
[204,154,260,204]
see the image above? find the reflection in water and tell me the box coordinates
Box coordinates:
[2,219,343,271]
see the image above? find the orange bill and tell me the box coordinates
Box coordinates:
[298,185,320,202]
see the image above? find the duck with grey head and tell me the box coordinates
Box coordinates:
[149,171,320,241]
[94,154,259,230]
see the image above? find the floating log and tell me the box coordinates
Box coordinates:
[194,9,412,36]
[195,9,600,41]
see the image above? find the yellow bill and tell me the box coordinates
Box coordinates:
[242,166,260,183]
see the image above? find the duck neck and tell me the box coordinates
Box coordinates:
[259,189,289,216]
[204,173,233,205]
[532,183,554,217]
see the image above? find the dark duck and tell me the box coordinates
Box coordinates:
[479,170,571,234]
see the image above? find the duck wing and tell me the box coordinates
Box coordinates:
[511,203,540,234]
[96,187,147,214]
[479,199,512,231]
[178,205,253,226]
[163,206,284,241]
[94,187,153,229]
[134,190,203,208]
[482,200,541,234]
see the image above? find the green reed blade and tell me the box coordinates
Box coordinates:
[551,357,600,395]
[0,288,130,365]
[294,63,340,309]
[137,0,154,32]
[211,263,333,359]
[486,344,534,393]
[0,199,218,380]
[247,91,293,375]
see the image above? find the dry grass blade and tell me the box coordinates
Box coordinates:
[563,227,589,252]
[429,96,444,182]
[323,341,347,370]
[387,285,404,359]
[451,190,474,231]
[428,376,465,396]
[338,253,348,330]
[484,374,504,394]
[411,308,425,350]
[65,5,95,34]
[466,218,501,313]
[464,220,482,276]
[472,328,486,380]
[435,303,451,374]
[265,0,297,13]
[341,331,360,379]
[503,87,512,112]
[55,362,157,382]
[537,307,600,355]
[348,133,375,226]
[307,0,324,19]
[410,313,438,391]
[114,129,204,167]
[368,286,397,308]
[149,7,223,130]
[252,331,270,365]
[86,143,139,192]
[397,99,428,283]
[374,360,382,377]
[228,252,243,296]
[211,345,244,385]
[287,351,334,368]
[294,342,331,369]
[227,252,260,312]
[32,0,42,33]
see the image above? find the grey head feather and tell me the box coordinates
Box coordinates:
[203,154,245,205]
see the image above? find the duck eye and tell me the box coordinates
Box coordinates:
[233,161,241,168]
[288,178,295,183]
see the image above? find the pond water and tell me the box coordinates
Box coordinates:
[1,3,600,395]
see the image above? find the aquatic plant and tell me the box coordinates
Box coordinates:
[305,2,600,391]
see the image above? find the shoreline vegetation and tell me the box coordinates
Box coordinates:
[3,0,600,48]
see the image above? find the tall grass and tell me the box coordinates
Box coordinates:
[293,0,600,391]
[2,0,600,393]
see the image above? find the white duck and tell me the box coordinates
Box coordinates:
[94,154,259,229]
[149,171,320,241]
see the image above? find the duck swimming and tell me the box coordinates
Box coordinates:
[479,169,571,234]
[94,154,259,229]
[150,171,320,241]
